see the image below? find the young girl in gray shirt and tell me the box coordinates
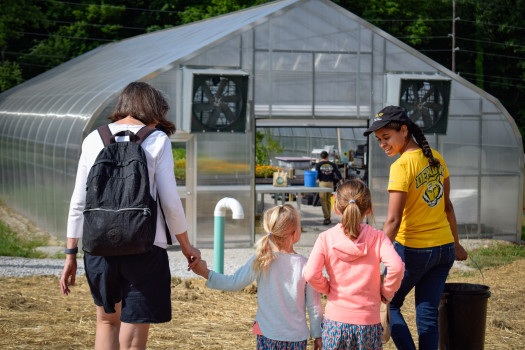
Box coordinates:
[192,204,323,349]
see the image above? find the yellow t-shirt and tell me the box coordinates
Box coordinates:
[387,148,454,248]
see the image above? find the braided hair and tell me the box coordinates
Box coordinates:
[384,121,440,168]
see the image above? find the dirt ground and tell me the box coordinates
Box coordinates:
[0,203,524,349]
[0,258,523,350]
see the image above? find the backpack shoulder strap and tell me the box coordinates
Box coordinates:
[135,126,157,145]
[97,125,113,147]
[157,194,173,245]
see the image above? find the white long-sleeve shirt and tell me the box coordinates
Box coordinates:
[67,123,187,248]
[206,252,323,342]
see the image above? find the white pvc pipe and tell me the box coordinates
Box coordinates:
[214,197,244,219]
[213,197,244,274]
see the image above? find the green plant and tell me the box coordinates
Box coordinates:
[0,220,47,258]
[255,164,280,178]
[256,130,283,165]
[172,148,186,161]
[466,242,525,270]
[172,148,186,180]
[522,225,525,241]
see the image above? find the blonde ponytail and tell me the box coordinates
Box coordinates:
[253,233,275,274]
[341,200,362,239]
[252,204,299,274]
[335,179,372,239]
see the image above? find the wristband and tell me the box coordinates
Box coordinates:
[64,247,78,255]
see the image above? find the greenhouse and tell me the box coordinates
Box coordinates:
[0,0,522,247]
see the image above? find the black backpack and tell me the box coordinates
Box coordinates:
[82,124,170,256]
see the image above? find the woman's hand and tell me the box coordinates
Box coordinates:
[175,231,201,270]
[183,246,202,270]
[455,243,468,261]
[60,255,77,295]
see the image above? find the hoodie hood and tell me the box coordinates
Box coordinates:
[330,224,377,262]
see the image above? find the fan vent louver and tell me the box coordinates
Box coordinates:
[399,79,451,134]
[191,74,248,132]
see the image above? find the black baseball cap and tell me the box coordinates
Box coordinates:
[363,106,412,136]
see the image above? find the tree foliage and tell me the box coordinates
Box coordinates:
[0,61,23,91]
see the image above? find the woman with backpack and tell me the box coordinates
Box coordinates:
[60,82,201,350]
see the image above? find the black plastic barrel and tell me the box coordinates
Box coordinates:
[438,283,491,350]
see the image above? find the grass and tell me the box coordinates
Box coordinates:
[0,219,48,258]
[466,241,525,270]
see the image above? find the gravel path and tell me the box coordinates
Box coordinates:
[0,239,502,279]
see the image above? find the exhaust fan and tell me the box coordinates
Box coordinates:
[386,74,451,135]
[182,69,248,133]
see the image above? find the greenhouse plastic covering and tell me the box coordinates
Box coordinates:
[0,0,522,245]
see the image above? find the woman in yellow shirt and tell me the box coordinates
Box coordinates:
[364,106,468,350]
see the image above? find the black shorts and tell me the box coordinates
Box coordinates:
[84,245,171,324]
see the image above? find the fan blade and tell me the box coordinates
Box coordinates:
[423,102,443,112]
[207,107,221,128]
[216,78,228,98]
[421,85,436,102]
[411,110,423,122]
[421,109,433,127]
[409,84,420,104]
[221,103,237,122]
[193,103,214,113]
[400,101,418,111]
[202,83,215,102]
[222,94,241,103]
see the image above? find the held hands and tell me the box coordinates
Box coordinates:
[182,245,202,271]
[192,260,210,279]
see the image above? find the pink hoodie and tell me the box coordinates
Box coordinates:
[304,223,404,325]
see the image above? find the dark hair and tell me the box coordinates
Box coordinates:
[109,82,176,136]
[320,151,329,159]
[383,121,440,168]
[335,179,372,239]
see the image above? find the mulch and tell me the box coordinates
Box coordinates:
[1,258,524,349]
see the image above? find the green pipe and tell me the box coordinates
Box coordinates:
[214,215,225,274]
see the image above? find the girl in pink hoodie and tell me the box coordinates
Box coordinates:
[304,179,404,349]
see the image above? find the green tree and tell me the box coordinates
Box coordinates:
[0,0,46,61]
[22,2,125,72]
[0,61,23,92]
[0,0,46,88]
[179,0,271,24]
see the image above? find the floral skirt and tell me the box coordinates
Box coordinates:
[322,318,383,350]
[256,334,307,350]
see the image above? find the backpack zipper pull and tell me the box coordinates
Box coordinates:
[143,208,150,217]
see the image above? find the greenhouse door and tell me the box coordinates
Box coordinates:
[255,119,370,184]
[254,119,369,245]
[170,133,196,244]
